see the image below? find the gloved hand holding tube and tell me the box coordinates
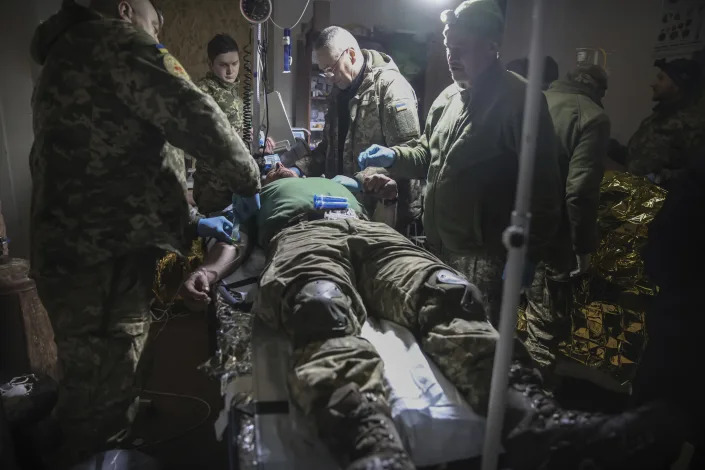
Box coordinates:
[230,193,261,242]
[358,144,396,170]
[197,216,234,243]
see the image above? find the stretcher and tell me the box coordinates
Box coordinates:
[210,246,489,469]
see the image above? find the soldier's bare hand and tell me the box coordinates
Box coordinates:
[264,137,276,154]
[180,269,214,304]
[363,174,398,200]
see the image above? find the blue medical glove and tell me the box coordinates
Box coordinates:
[331,174,362,192]
[197,216,234,243]
[502,260,536,289]
[358,144,395,170]
[290,167,302,177]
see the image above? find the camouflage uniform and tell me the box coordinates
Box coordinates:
[192,73,246,214]
[256,218,499,417]
[388,61,563,324]
[626,100,705,188]
[28,3,259,464]
[249,178,496,436]
[292,49,424,232]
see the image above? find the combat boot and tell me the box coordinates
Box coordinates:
[502,363,685,470]
[318,383,414,470]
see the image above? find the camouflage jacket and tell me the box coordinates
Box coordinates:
[293,49,424,228]
[29,2,260,275]
[389,61,564,262]
[192,73,246,214]
[627,99,705,187]
[545,79,610,256]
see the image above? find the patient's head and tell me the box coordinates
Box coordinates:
[263,162,299,186]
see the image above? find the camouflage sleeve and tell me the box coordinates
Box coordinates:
[110,31,260,196]
[388,109,436,179]
[626,116,673,176]
[195,77,209,93]
[234,95,245,136]
[380,72,421,146]
[565,115,609,255]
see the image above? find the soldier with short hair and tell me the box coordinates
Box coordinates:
[29,0,259,465]
[283,25,423,233]
[358,0,564,326]
[193,33,247,214]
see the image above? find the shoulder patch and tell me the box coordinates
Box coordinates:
[156,44,169,54]
[395,102,408,112]
[162,54,191,81]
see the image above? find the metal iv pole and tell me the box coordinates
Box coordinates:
[481,0,546,469]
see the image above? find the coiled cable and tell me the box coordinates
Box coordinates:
[241,33,254,143]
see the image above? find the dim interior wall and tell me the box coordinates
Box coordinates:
[159,0,252,96]
[502,0,664,144]
[0,0,61,259]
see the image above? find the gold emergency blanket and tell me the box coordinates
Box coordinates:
[153,239,205,308]
[519,171,666,384]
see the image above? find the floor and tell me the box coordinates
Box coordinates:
[130,308,229,470]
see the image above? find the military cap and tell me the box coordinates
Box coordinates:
[440,0,505,42]
[654,58,702,92]
[568,64,609,92]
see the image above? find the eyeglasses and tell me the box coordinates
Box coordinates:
[320,49,349,78]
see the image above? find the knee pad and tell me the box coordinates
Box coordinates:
[287,280,353,344]
[425,269,487,321]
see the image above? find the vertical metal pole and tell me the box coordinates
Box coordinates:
[481,0,546,469]
[251,23,262,153]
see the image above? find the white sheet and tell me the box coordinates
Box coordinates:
[219,247,487,467]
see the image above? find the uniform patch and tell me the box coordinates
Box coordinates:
[163,54,190,81]
[156,44,169,54]
[395,102,408,112]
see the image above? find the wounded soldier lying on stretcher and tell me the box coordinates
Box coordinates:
[181,163,684,470]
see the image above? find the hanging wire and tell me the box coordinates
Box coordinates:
[241,33,254,143]
[269,0,312,30]
[259,31,271,152]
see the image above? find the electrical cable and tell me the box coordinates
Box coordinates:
[241,34,254,143]
[133,390,212,450]
[258,27,271,152]
[269,0,312,30]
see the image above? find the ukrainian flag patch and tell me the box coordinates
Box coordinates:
[156,44,169,54]
[395,102,408,112]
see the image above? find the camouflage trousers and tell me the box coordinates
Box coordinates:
[521,263,573,371]
[434,247,506,327]
[256,219,499,421]
[34,248,161,467]
[434,247,534,363]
